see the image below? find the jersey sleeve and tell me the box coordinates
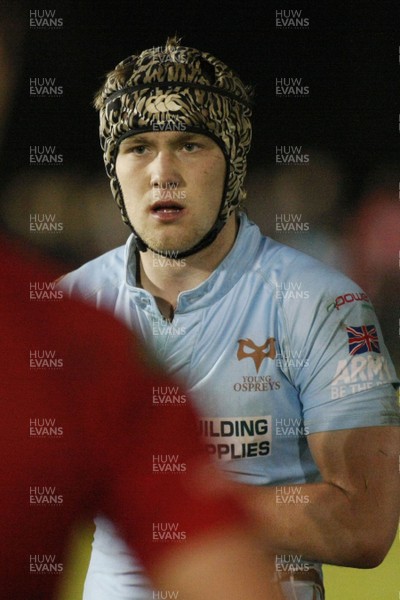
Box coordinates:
[278,255,400,434]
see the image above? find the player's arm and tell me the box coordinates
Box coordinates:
[237,425,400,568]
[150,526,284,600]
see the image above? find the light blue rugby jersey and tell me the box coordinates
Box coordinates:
[60,212,399,600]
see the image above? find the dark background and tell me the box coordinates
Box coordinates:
[2,0,399,211]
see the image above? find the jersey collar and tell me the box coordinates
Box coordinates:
[124,212,262,314]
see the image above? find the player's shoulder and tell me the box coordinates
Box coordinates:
[256,233,362,297]
[58,240,128,300]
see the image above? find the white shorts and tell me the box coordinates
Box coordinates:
[281,579,324,600]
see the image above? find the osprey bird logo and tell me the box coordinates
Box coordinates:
[237,338,276,373]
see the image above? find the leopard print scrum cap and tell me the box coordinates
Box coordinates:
[94,36,253,256]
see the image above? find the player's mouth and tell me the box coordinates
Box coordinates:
[150,200,186,222]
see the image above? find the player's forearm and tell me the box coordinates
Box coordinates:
[238,481,396,568]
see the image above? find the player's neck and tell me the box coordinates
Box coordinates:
[138,215,238,320]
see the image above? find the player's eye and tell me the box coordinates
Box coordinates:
[183,142,200,152]
[130,145,147,155]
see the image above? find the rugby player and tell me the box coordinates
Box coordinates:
[60,37,400,600]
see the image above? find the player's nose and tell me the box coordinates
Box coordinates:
[149,150,182,190]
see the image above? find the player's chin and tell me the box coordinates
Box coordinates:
[140,227,201,257]
[149,241,192,258]
[146,233,200,258]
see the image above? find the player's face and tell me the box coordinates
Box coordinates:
[116,131,226,255]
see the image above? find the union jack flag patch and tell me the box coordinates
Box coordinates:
[346,325,380,355]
